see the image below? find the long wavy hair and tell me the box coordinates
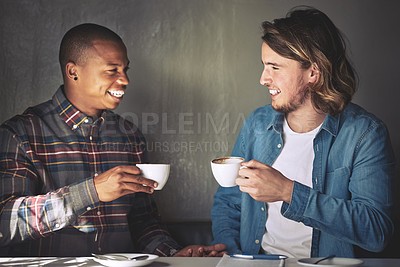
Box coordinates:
[262,6,357,116]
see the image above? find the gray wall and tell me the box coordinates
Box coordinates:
[0,0,399,222]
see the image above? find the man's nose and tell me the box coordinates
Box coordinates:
[260,70,272,86]
[117,72,129,85]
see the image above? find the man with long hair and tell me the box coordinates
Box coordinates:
[212,7,395,258]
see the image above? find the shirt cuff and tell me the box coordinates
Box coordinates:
[146,236,182,257]
[281,181,310,222]
[69,177,100,216]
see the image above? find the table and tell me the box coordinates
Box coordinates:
[0,256,399,266]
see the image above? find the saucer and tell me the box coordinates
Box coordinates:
[92,253,158,267]
[297,257,363,267]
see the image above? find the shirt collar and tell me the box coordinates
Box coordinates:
[321,112,340,137]
[267,108,285,134]
[53,86,105,130]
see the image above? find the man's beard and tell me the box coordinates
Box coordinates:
[271,86,310,114]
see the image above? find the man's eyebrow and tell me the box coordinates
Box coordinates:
[106,61,130,67]
[261,60,282,67]
[267,62,281,67]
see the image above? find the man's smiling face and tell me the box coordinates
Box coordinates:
[260,42,314,114]
[69,39,130,117]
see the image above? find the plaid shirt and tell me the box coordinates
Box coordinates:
[0,86,180,256]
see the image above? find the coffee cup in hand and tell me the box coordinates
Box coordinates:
[136,163,170,190]
[211,157,244,187]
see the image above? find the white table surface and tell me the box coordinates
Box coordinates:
[0,256,399,266]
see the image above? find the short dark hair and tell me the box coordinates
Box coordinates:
[59,23,123,78]
[261,6,357,116]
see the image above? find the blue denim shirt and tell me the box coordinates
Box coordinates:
[211,103,395,257]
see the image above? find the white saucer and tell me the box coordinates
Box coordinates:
[298,257,363,267]
[92,253,158,267]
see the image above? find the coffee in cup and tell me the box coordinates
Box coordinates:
[211,156,244,187]
[136,163,170,190]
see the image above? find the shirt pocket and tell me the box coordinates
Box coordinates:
[325,166,351,199]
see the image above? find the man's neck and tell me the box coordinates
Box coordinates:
[285,108,326,133]
[63,85,102,120]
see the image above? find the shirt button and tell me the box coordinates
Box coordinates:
[97,211,101,216]
[261,207,265,211]
[87,207,92,211]
[255,239,260,244]
[55,223,60,228]
[94,173,99,177]
[84,119,89,123]
[89,136,93,141]
[277,144,282,148]
[72,125,78,129]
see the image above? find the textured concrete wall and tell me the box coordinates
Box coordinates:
[0,0,399,221]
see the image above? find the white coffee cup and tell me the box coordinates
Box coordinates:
[211,156,244,187]
[136,163,170,190]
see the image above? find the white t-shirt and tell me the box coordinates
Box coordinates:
[261,118,321,258]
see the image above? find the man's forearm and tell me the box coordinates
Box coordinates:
[0,178,99,246]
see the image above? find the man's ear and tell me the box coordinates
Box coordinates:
[309,63,320,84]
[65,62,78,81]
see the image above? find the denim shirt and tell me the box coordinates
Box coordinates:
[211,103,395,257]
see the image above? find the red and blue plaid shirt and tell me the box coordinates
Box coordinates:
[0,86,180,256]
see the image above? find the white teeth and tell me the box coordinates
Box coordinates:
[269,89,281,95]
[108,90,125,98]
